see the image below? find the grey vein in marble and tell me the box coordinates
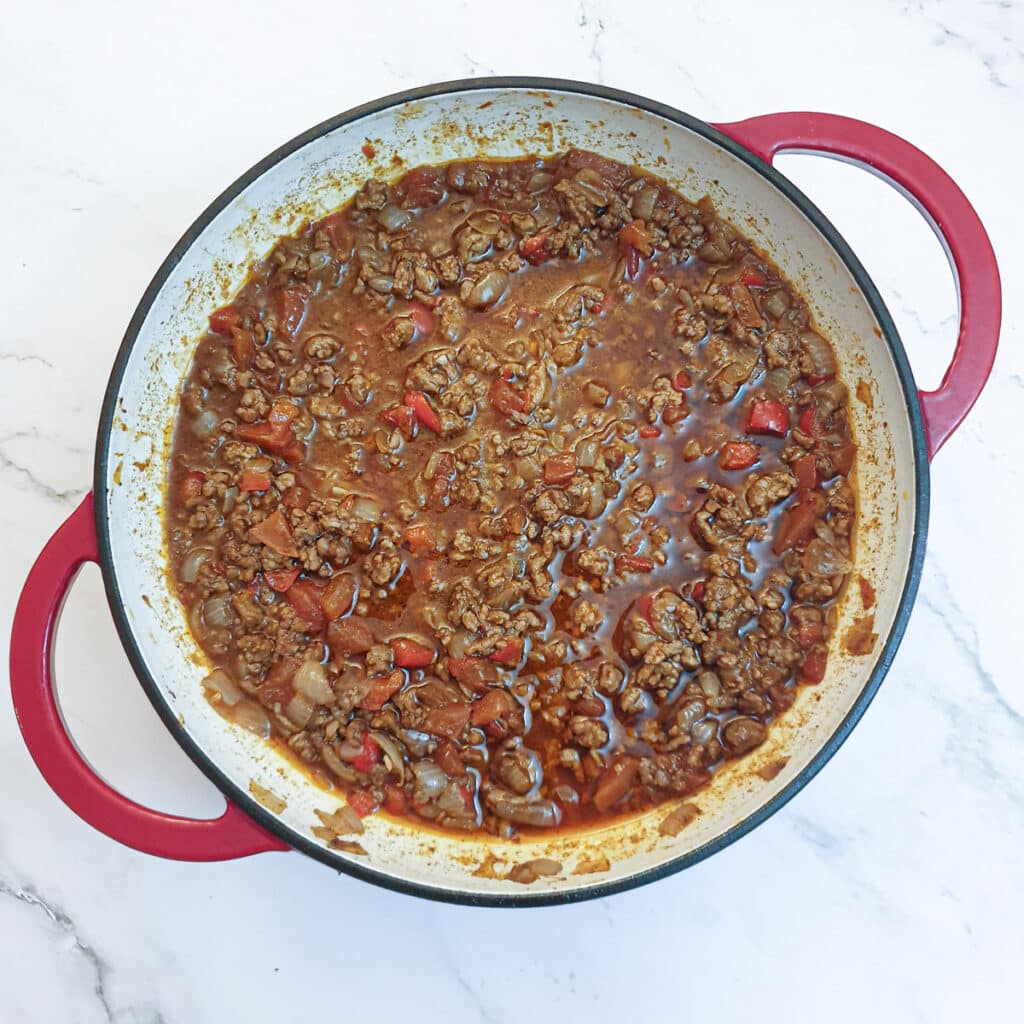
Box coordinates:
[578,1,606,83]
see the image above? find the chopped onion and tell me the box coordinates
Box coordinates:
[576,438,598,469]
[800,330,838,379]
[231,702,271,738]
[294,660,334,704]
[203,668,242,706]
[466,270,509,310]
[193,409,219,438]
[802,538,852,578]
[321,744,358,781]
[350,496,382,522]
[378,205,412,231]
[411,759,448,799]
[486,791,561,828]
[762,289,790,318]
[222,486,238,515]
[179,547,214,584]
[284,692,315,728]
[692,719,718,744]
[631,183,659,221]
[203,595,234,629]
[526,171,554,193]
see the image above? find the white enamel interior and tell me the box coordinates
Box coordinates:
[101,84,918,901]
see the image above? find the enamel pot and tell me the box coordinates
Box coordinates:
[9,79,1001,905]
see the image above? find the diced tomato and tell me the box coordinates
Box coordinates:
[317,210,351,251]
[320,573,356,620]
[264,567,300,592]
[747,398,790,437]
[731,283,764,330]
[638,426,661,439]
[798,406,821,440]
[825,439,857,476]
[622,244,642,280]
[772,501,818,555]
[399,166,445,208]
[469,688,511,730]
[671,370,691,392]
[230,326,256,370]
[381,403,418,440]
[720,441,759,470]
[286,580,327,632]
[521,232,551,265]
[352,733,382,773]
[347,788,379,818]
[408,300,435,335]
[543,453,577,486]
[792,454,818,491]
[489,638,523,665]
[489,377,527,417]
[741,268,767,287]
[423,702,471,740]
[447,656,495,692]
[359,669,405,712]
[276,286,308,336]
[383,785,408,815]
[806,373,836,386]
[616,554,654,573]
[402,523,435,555]
[402,391,441,433]
[281,484,311,509]
[249,508,299,557]
[636,594,655,627]
[236,416,305,465]
[692,580,706,602]
[209,304,243,335]
[619,219,654,256]
[257,656,299,708]
[433,739,465,776]
[390,637,434,669]
[794,619,824,650]
[180,471,205,503]
[801,646,828,684]
[239,470,272,492]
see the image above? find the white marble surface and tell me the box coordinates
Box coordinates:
[1,0,1021,1019]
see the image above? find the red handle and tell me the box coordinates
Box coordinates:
[713,112,1001,458]
[9,493,289,860]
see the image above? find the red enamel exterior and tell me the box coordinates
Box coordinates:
[713,112,1001,458]
[8,493,289,861]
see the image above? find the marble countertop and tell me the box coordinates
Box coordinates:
[1,0,1020,1019]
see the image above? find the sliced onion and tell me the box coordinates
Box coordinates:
[321,744,358,781]
[466,270,509,310]
[203,668,242,706]
[377,205,412,231]
[179,547,214,584]
[466,210,503,236]
[193,409,219,438]
[294,659,334,704]
[284,692,315,728]
[586,477,607,519]
[370,730,406,782]
[231,701,271,738]
[203,595,234,629]
[762,289,790,318]
[222,486,238,515]
[692,719,718,744]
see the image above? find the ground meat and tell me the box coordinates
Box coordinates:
[169,149,856,839]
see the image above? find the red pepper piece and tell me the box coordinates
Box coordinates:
[801,646,828,684]
[489,638,523,665]
[521,232,551,265]
[347,788,379,818]
[746,398,791,437]
[489,377,527,417]
[403,391,441,433]
[720,441,759,470]
[180,471,205,503]
[209,304,243,335]
[285,579,327,632]
[238,470,271,492]
[264,567,300,593]
[615,554,654,573]
[352,733,382,773]
[390,637,435,669]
